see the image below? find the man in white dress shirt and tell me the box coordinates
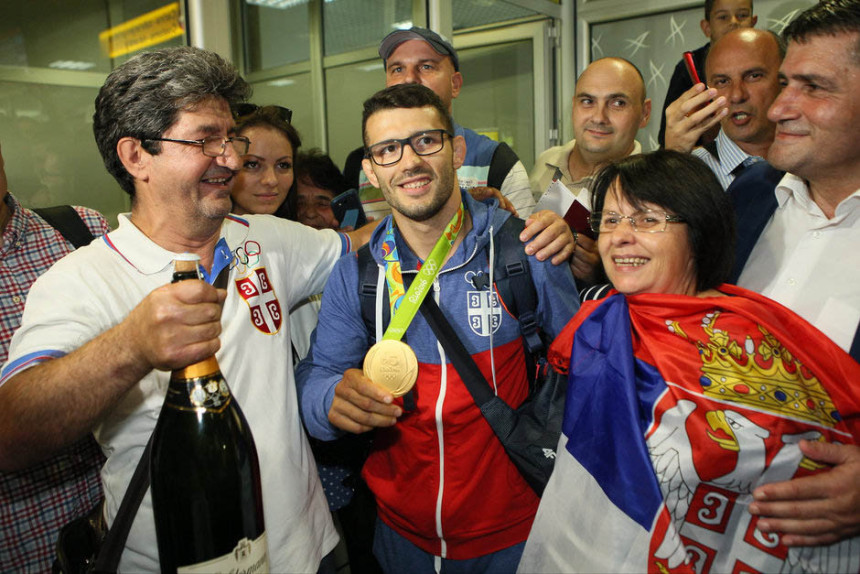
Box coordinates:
[730,0,860,548]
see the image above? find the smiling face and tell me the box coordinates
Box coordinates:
[707,29,781,154]
[143,98,240,224]
[361,105,465,225]
[701,0,756,43]
[766,33,860,191]
[232,125,294,216]
[598,184,697,297]
[296,177,338,229]
[571,59,651,169]
[385,40,463,112]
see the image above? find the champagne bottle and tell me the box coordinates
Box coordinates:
[151,253,269,573]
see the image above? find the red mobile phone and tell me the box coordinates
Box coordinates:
[683,51,703,85]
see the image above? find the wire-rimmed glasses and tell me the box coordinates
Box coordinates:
[589,210,687,233]
[144,136,251,158]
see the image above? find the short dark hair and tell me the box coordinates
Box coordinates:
[234,105,302,158]
[93,46,250,196]
[590,150,736,293]
[295,148,348,196]
[705,0,754,21]
[782,0,860,65]
[361,84,454,147]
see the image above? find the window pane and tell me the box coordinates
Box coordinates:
[324,61,384,169]
[249,73,321,150]
[453,0,542,31]
[0,0,183,73]
[455,40,535,171]
[0,81,129,224]
[243,2,310,73]
[323,0,412,57]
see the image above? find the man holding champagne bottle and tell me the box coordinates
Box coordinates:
[0,47,355,572]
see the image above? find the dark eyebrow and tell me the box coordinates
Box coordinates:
[192,124,227,137]
[788,72,838,90]
[575,91,631,100]
[387,56,442,70]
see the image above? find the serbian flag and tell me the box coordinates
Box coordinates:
[519,285,860,573]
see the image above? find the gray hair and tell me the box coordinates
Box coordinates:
[93,46,251,196]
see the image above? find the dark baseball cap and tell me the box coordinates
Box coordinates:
[378,26,459,71]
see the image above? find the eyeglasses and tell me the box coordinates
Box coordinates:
[365,129,453,166]
[234,103,293,123]
[589,210,687,233]
[144,136,251,158]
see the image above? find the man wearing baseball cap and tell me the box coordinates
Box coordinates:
[343,26,536,221]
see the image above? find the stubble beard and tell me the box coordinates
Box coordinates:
[383,164,456,223]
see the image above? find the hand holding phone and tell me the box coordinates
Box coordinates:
[331,189,368,230]
[683,51,704,86]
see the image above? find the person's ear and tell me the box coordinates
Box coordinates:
[452,135,466,170]
[117,137,150,182]
[700,18,712,39]
[640,99,652,128]
[362,158,380,189]
[451,71,463,100]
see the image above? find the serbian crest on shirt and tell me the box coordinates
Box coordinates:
[235,267,282,334]
[466,290,501,336]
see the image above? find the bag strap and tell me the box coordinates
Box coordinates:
[92,263,231,573]
[357,245,389,341]
[491,217,543,355]
[487,142,518,191]
[419,295,495,407]
[33,206,95,249]
[91,435,152,573]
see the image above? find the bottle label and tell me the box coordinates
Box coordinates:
[177,532,269,574]
[165,374,233,414]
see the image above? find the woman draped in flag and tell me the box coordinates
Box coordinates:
[519,150,860,573]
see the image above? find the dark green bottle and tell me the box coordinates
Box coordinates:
[150,254,268,573]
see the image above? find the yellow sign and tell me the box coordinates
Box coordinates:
[99,3,184,59]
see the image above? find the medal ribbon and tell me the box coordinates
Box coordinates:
[381,202,465,341]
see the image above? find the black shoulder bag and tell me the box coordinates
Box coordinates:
[418,296,567,496]
[53,438,152,574]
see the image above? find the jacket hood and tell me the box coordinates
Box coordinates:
[367,190,513,272]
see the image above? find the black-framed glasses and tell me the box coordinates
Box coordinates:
[589,210,687,233]
[234,103,293,123]
[144,136,251,158]
[365,129,454,166]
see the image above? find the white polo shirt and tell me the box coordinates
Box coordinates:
[737,173,860,351]
[1,213,345,572]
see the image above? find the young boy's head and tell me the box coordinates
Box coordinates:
[701,0,756,42]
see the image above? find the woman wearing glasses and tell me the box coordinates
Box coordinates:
[231,104,299,218]
[518,150,860,573]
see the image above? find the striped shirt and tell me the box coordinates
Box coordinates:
[692,129,762,191]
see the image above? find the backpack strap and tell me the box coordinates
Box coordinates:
[357,245,389,342]
[33,205,95,249]
[492,217,543,355]
[487,142,518,191]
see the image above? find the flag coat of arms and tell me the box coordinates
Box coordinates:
[519,286,860,574]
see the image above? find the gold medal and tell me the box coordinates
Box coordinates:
[363,339,418,397]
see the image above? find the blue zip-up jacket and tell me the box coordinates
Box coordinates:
[296,192,579,559]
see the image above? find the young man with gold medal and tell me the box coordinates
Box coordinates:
[296,84,579,573]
